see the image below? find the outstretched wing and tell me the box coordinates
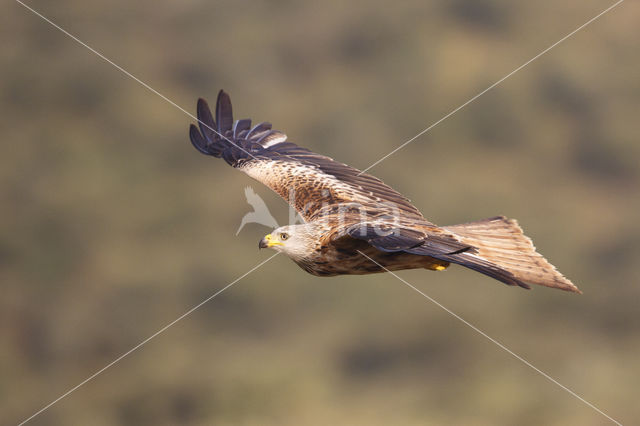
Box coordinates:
[342,222,472,257]
[189,90,424,222]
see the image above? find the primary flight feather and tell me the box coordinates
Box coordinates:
[189,90,580,293]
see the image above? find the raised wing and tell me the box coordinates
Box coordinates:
[189,90,425,222]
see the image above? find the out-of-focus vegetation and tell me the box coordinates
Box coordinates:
[1,0,638,424]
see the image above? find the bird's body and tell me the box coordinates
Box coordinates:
[297,242,449,277]
[189,90,580,293]
[260,223,450,277]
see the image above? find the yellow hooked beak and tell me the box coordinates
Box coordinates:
[259,233,283,249]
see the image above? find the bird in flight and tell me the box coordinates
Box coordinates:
[189,90,580,293]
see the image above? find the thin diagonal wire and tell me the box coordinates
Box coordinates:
[15,0,258,162]
[356,250,622,425]
[358,0,624,175]
[17,252,280,426]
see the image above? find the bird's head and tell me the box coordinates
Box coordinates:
[259,225,316,260]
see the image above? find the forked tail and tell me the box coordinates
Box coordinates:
[441,216,580,293]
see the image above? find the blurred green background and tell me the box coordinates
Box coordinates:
[2,0,639,424]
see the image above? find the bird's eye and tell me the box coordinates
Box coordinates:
[280,233,289,240]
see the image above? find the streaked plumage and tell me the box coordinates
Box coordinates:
[189,90,580,293]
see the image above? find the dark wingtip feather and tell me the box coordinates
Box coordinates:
[233,118,252,139]
[189,124,211,155]
[196,98,217,142]
[216,90,233,134]
[196,98,211,120]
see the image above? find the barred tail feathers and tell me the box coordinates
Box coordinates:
[443,216,580,293]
